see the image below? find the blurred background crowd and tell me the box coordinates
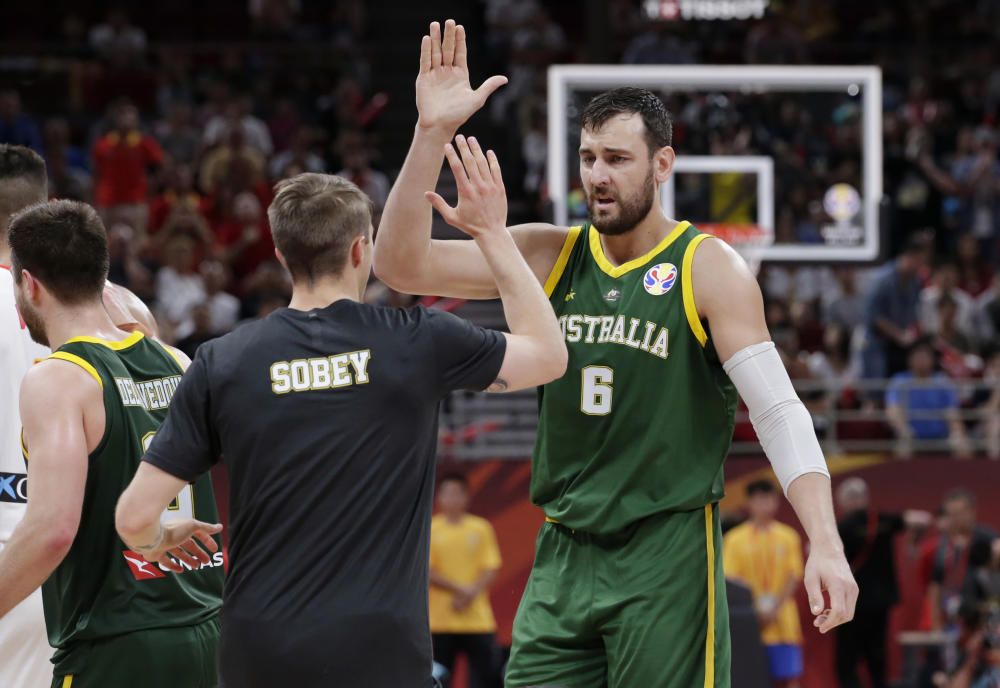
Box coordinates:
[1,0,998,455]
[2,1,999,686]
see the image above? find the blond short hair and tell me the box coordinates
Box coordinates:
[268,173,373,283]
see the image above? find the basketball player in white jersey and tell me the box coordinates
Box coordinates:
[0,144,157,686]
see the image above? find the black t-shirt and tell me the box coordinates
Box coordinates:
[838,510,905,610]
[144,300,506,687]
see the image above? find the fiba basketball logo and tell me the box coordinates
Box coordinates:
[643,263,678,296]
[823,183,861,223]
[821,183,865,246]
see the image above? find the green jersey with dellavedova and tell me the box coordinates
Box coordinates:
[533,221,739,534]
[31,331,223,649]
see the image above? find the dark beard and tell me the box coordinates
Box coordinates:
[15,294,49,347]
[587,170,656,236]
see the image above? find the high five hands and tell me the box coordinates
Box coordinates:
[426,135,507,239]
[416,19,508,133]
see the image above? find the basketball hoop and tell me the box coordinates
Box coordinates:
[698,223,771,276]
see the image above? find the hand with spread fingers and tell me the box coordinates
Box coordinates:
[416,19,507,133]
[139,519,223,574]
[425,134,507,240]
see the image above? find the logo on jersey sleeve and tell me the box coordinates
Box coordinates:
[122,551,166,580]
[643,263,678,296]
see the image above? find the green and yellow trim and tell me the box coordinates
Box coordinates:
[20,429,29,461]
[588,220,690,279]
[703,504,716,688]
[543,226,582,297]
[61,676,73,688]
[65,330,144,351]
[47,352,103,389]
[682,233,713,347]
[157,341,186,374]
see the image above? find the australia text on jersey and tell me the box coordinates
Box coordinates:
[559,314,669,360]
[270,349,372,395]
[115,375,182,411]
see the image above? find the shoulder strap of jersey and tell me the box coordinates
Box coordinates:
[47,351,104,389]
[681,230,715,348]
[24,341,117,462]
[53,333,144,387]
[148,338,186,375]
[543,225,584,297]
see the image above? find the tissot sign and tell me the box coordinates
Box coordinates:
[643,0,770,21]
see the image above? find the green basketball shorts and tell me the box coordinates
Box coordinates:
[506,504,730,688]
[50,617,219,688]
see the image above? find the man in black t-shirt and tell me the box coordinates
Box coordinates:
[835,477,932,688]
[115,139,567,686]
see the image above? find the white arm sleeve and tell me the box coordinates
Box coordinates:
[723,341,830,493]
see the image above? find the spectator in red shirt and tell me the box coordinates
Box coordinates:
[214,191,274,281]
[148,163,206,234]
[92,99,163,234]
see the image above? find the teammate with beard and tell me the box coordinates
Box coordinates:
[0,200,223,688]
[374,20,859,687]
[0,145,160,686]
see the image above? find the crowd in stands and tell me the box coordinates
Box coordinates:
[0,1,384,344]
[1,1,999,457]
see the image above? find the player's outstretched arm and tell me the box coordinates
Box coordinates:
[692,238,858,633]
[0,361,93,618]
[116,462,221,574]
[117,349,220,572]
[427,137,566,391]
[373,19,566,299]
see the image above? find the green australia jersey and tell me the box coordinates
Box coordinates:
[534,221,739,534]
[33,331,223,649]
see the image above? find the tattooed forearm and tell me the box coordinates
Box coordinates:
[131,525,166,554]
[487,377,509,393]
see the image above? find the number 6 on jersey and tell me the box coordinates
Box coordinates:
[142,431,194,522]
[581,366,614,415]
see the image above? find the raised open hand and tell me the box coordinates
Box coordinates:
[416,20,508,133]
[425,134,507,239]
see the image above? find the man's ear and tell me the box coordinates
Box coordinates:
[274,248,288,271]
[350,234,369,268]
[653,145,676,185]
[20,268,42,303]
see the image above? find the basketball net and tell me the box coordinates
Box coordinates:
[697,223,770,276]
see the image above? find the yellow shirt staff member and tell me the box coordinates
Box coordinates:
[429,473,502,686]
[724,480,805,688]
